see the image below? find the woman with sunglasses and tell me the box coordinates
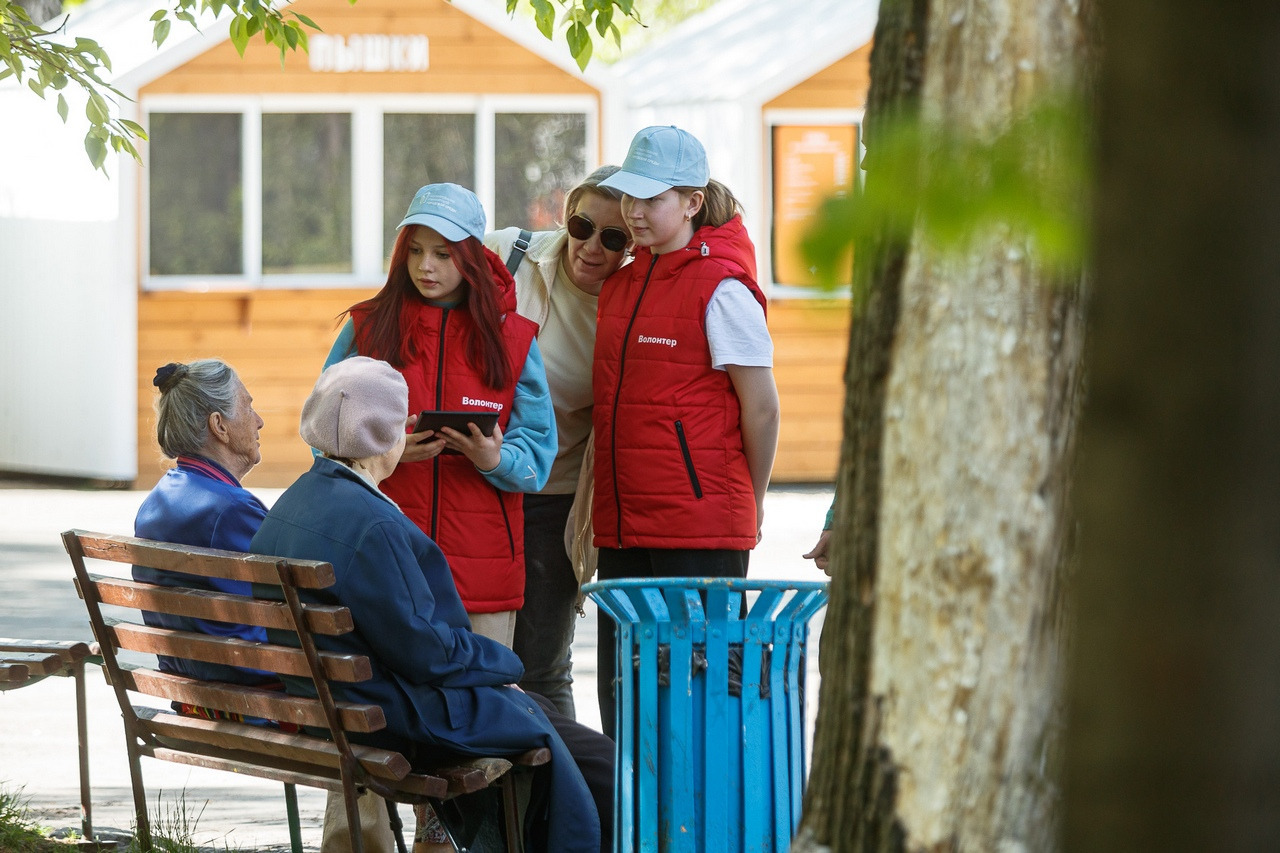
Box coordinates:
[591,127,780,738]
[484,165,629,720]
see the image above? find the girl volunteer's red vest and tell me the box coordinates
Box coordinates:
[592,215,767,551]
[354,294,538,613]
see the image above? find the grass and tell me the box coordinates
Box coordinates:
[0,785,71,852]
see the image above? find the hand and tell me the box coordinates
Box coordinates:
[400,414,447,462]
[440,421,503,472]
[803,529,833,575]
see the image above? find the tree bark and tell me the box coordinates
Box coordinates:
[1064,1,1280,849]
[796,1,1089,850]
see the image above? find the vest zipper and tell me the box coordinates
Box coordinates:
[673,420,703,499]
[495,485,516,558]
[610,254,660,545]
[429,306,450,540]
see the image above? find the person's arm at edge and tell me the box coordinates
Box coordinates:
[725,363,780,539]
[802,498,837,574]
[477,338,555,493]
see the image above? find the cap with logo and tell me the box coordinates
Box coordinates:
[599,125,710,200]
[397,182,486,242]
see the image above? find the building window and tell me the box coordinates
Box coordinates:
[148,112,243,276]
[494,112,586,231]
[262,113,353,275]
[382,113,476,261]
[143,98,594,290]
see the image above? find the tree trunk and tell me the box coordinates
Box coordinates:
[1064,1,1280,849]
[796,1,1089,850]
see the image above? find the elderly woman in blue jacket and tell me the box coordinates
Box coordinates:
[133,359,273,687]
[250,356,612,853]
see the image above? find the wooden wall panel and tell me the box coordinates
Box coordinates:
[140,0,596,97]
[763,43,872,112]
[136,289,371,490]
[768,300,850,483]
[136,292,850,489]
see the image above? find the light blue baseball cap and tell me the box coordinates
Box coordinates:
[397,183,486,242]
[600,125,710,199]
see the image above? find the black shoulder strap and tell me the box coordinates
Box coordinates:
[505,229,533,275]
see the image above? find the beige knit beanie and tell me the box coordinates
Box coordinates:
[300,357,409,459]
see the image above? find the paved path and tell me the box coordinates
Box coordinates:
[0,482,832,850]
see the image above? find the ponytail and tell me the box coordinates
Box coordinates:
[689,179,743,230]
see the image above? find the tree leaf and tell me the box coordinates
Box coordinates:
[594,6,613,37]
[152,19,171,47]
[84,134,107,171]
[229,16,249,56]
[56,93,68,122]
[531,0,555,40]
[86,92,109,124]
[567,21,592,70]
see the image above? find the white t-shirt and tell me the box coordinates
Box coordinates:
[705,279,773,370]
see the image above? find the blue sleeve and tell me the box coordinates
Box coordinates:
[342,520,524,688]
[324,319,357,370]
[823,498,835,531]
[316,319,359,457]
[478,338,555,492]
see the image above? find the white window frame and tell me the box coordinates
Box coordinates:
[762,108,864,300]
[142,93,599,291]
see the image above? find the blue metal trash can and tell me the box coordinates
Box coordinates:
[584,578,829,853]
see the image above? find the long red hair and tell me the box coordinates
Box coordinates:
[343,226,513,390]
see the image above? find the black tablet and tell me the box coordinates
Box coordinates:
[412,410,499,437]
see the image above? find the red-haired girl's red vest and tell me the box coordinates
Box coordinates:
[354,294,538,613]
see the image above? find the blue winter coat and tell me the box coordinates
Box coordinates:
[248,457,600,853]
[133,456,275,686]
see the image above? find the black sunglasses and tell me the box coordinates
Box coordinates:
[567,214,628,252]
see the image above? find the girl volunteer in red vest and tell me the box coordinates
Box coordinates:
[592,126,781,736]
[323,183,556,648]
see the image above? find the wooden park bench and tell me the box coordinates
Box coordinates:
[0,637,101,846]
[62,529,549,853]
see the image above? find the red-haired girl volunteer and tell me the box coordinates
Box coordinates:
[323,183,556,647]
[592,126,781,736]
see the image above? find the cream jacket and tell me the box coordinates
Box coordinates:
[485,226,597,586]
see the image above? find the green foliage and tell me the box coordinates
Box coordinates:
[1,0,141,170]
[0,784,60,852]
[507,0,641,69]
[1,0,320,175]
[5,0,668,173]
[802,96,1091,294]
[120,789,209,853]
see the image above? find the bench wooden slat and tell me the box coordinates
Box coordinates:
[0,651,65,676]
[0,662,30,684]
[136,706,412,781]
[143,744,448,800]
[118,667,386,733]
[70,530,335,588]
[436,757,513,795]
[0,639,93,665]
[109,622,371,682]
[85,575,354,635]
[512,748,552,768]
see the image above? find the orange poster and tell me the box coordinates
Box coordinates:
[771,125,858,288]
